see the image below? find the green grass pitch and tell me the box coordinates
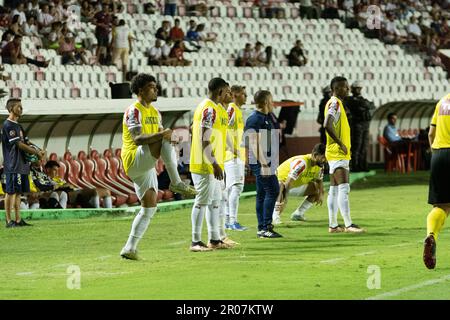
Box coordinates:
[1,171,449,300]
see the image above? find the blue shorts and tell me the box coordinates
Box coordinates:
[5,173,30,194]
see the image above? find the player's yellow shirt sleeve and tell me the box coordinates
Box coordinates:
[29,175,38,193]
[190,99,228,174]
[121,101,162,174]
[431,93,450,149]
[324,97,351,161]
[277,154,322,188]
[225,103,246,162]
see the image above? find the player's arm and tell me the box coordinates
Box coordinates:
[201,126,223,180]
[247,131,271,174]
[324,114,348,155]
[428,125,436,149]
[17,141,46,159]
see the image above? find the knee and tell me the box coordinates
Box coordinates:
[231,184,244,194]
[338,183,350,195]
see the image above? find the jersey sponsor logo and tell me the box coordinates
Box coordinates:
[439,100,450,116]
[291,160,306,178]
[144,116,159,125]
[9,130,16,137]
[125,107,141,126]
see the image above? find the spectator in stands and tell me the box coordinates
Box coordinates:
[299,0,320,19]
[38,3,55,35]
[81,0,95,23]
[44,160,113,209]
[344,81,375,172]
[383,112,411,147]
[406,16,422,46]
[9,14,24,36]
[235,43,253,67]
[185,0,209,16]
[27,0,41,19]
[23,16,42,48]
[111,19,133,80]
[185,19,201,50]
[196,23,216,43]
[147,39,163,65]
[164,0,178,16]
[383,13,407,44]
[169,18,184,42]
[59,32,88,65]
[156,20,171,42]
[1,30,14,49]
[287,40,308,67]
[2,35,49,68]
[46,21,62,50]
[2,98,45,228]
[10,2,26,26]
[252,41,268,67]
[317,85,331,145]
[93,2,112,65]
[321,0,339,19]
[169,40,191,66]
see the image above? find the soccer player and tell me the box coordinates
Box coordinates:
[324,76,364,233]
[224,85,248,231]
[272,143,326,224]
[190,77,234,252]
[120,73,196,260]
[245,90,282,238]
[423,92,450,269]
[2,98,45,228]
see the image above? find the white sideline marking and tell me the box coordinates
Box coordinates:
[388,243,414,248]
[169,240,187,246]
[366,274,450,300]
[355,251,377,256]
[320,258,345,264]
[96,255,112,260]
[52,263,75,268]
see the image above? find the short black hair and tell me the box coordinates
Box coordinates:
[231,85,246,93]
[5,98,21,112]
[254,90,272,107]
[312,143,326,156]
[44,160,60,170]
[330,76,347,91]
[208,77,228,93]
[387,112,397,120]
[130,73,156,95]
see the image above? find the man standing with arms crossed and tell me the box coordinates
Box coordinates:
[324,76,364,233]
[423,92,450,269]
[224,85,248,231]
[2,98,45,228]
[120,73,196,260]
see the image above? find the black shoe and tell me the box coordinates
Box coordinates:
[259,230,283,238]
[6,221,16,228]
[16,219,32,227]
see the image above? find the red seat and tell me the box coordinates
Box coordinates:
[378,136,416,173]
[103,149,135,189]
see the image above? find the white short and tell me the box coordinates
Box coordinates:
[192,173,222,205]
[328,159,350,174]
[224,158,245,189]
[127,145,158,200]
[288,184,308,197]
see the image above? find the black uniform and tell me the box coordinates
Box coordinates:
[344,95,375,172]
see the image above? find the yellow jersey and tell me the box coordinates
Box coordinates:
[324,96,351,161]
[431,93,450,149]
[29,175,38,193]
[277,154,323,188]
[0,183,3,195]
[190,99,228,174]
[52,176,66,187]
[225,102,246,162]
[121,101,162,174]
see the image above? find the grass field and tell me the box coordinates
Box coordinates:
[1,171,449,300]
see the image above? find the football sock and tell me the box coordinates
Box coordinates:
[30,202,40,210]
[337,183,352,227]
[273,202,282,220]
[59,191,68,209]
[191,204,206,242]
[206,200,220,241]
[427,207,448,240]
[294,199,313,217]
[219,198,227,239]
[89,195,100,208]
[161,140,181,185]
[327,186,339,228]
[228,184,243,224]
[103,196,113,208]
[124,207,156,251]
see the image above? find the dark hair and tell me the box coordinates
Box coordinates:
[118,19,125,26]
[330,76,347,91]
[231,85,246,93]
[254,90,271,107]
[14,34,23,40]
[255,41,263,46]
[387,112,397,120]
[6,98,21,112]
[44,160,60,170]
[312,143,326,156]
[130,73,156,95]
[12,14,20,24]
[208,77,228,93]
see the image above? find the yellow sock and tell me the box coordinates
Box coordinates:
[427,207,447,240]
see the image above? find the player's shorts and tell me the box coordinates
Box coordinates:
[288,184,308,197]
[127,145,158,200]
[224,158,245,189]
[428,148,450,204]
[192,173,222,205]
[328,159,350,174]
[5,173,30,194]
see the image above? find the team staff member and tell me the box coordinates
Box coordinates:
[423,93,450,270]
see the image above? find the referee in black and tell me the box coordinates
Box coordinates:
[2,98,45,228]
[423,93,450,269]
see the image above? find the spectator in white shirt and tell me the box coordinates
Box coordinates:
[147,39,163,65]
[111,19,133,79]
[236,43,253,66]
[252,41,267,67]
[407,16,422,45]
[38,3,55,35]
[23,16,43,49]
[383,14,406,44]
[11,3,27,26]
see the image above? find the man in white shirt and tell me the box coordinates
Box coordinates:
[406,16,422,45]
[111,19,133,79]
[147,39,163,65]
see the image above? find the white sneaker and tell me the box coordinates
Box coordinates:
[345,224,365,233]
[291,213,306,221]
[222,237,239,246]
[169,182,197,196]
[120,248,139,260]
[272,213,282,225]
